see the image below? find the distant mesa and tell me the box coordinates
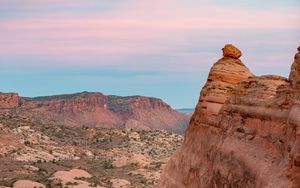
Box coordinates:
[0,92,189,134]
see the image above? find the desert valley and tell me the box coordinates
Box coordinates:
[0,1,299,187]
[0,44,299,188]
[0,91,188,187]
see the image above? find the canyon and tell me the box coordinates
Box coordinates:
[158,44,300,188]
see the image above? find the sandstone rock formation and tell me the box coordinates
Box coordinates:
[158,45,300,188]
[50,169,105,188]
[289,46,300,89]
[222,44,242,59]
[0,93,20,109]
[13,180,46,188]
[0,92,188,134]
[197,48,253,116]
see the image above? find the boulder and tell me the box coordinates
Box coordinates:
[222,44,242,59]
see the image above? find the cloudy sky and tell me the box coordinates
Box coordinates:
[0,0,299,108]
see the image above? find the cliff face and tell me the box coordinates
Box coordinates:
[158,45,300,188]
[0,92,188,134]
[108,96,186,133]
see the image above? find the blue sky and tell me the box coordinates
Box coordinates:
[0,0,299,108]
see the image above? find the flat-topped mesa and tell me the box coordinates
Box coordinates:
[194,44,253,117]
[0,92,189,134]
[289,46,300,89]
[23,92,108,113]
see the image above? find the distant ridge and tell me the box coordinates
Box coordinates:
[0,91,189,134]
[176,108,194,115]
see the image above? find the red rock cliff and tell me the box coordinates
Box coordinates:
[108,96,186,133]
[157,45,300,188]
[0,92,188,134]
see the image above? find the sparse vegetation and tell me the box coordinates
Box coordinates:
[24,140,31,145]
[103,159,114,169]
[0,113,183,187]
[66,181,79,186]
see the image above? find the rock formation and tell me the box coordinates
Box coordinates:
[0,92,188,134]
[0,92,20,109]
[222,44,242,59]
[289,46,300,89]
[197,47,253,116]
[157,45,300,187]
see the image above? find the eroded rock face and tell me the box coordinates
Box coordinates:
[0,92,188,134]
[196,51,253,116]
[158,46,300,188]
[289,46,300,89]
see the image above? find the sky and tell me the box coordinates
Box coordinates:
[0,0,299,108]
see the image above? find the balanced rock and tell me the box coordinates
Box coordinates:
[158,45,300,188]
[195,45,253,116]
[222,44,242,59]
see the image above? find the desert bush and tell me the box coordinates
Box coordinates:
[24,140,30,145]
[103,159,113,169]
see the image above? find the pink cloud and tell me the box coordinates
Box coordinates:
[0,0,97,8]
[0,0,298,71]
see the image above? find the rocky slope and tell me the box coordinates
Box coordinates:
[158,45,300,188]
[0,113,183,187]
[0,93,20,109]
[0,92,188,134]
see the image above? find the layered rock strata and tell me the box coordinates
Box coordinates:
[158,45,300,188]
[0,92,188,134]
